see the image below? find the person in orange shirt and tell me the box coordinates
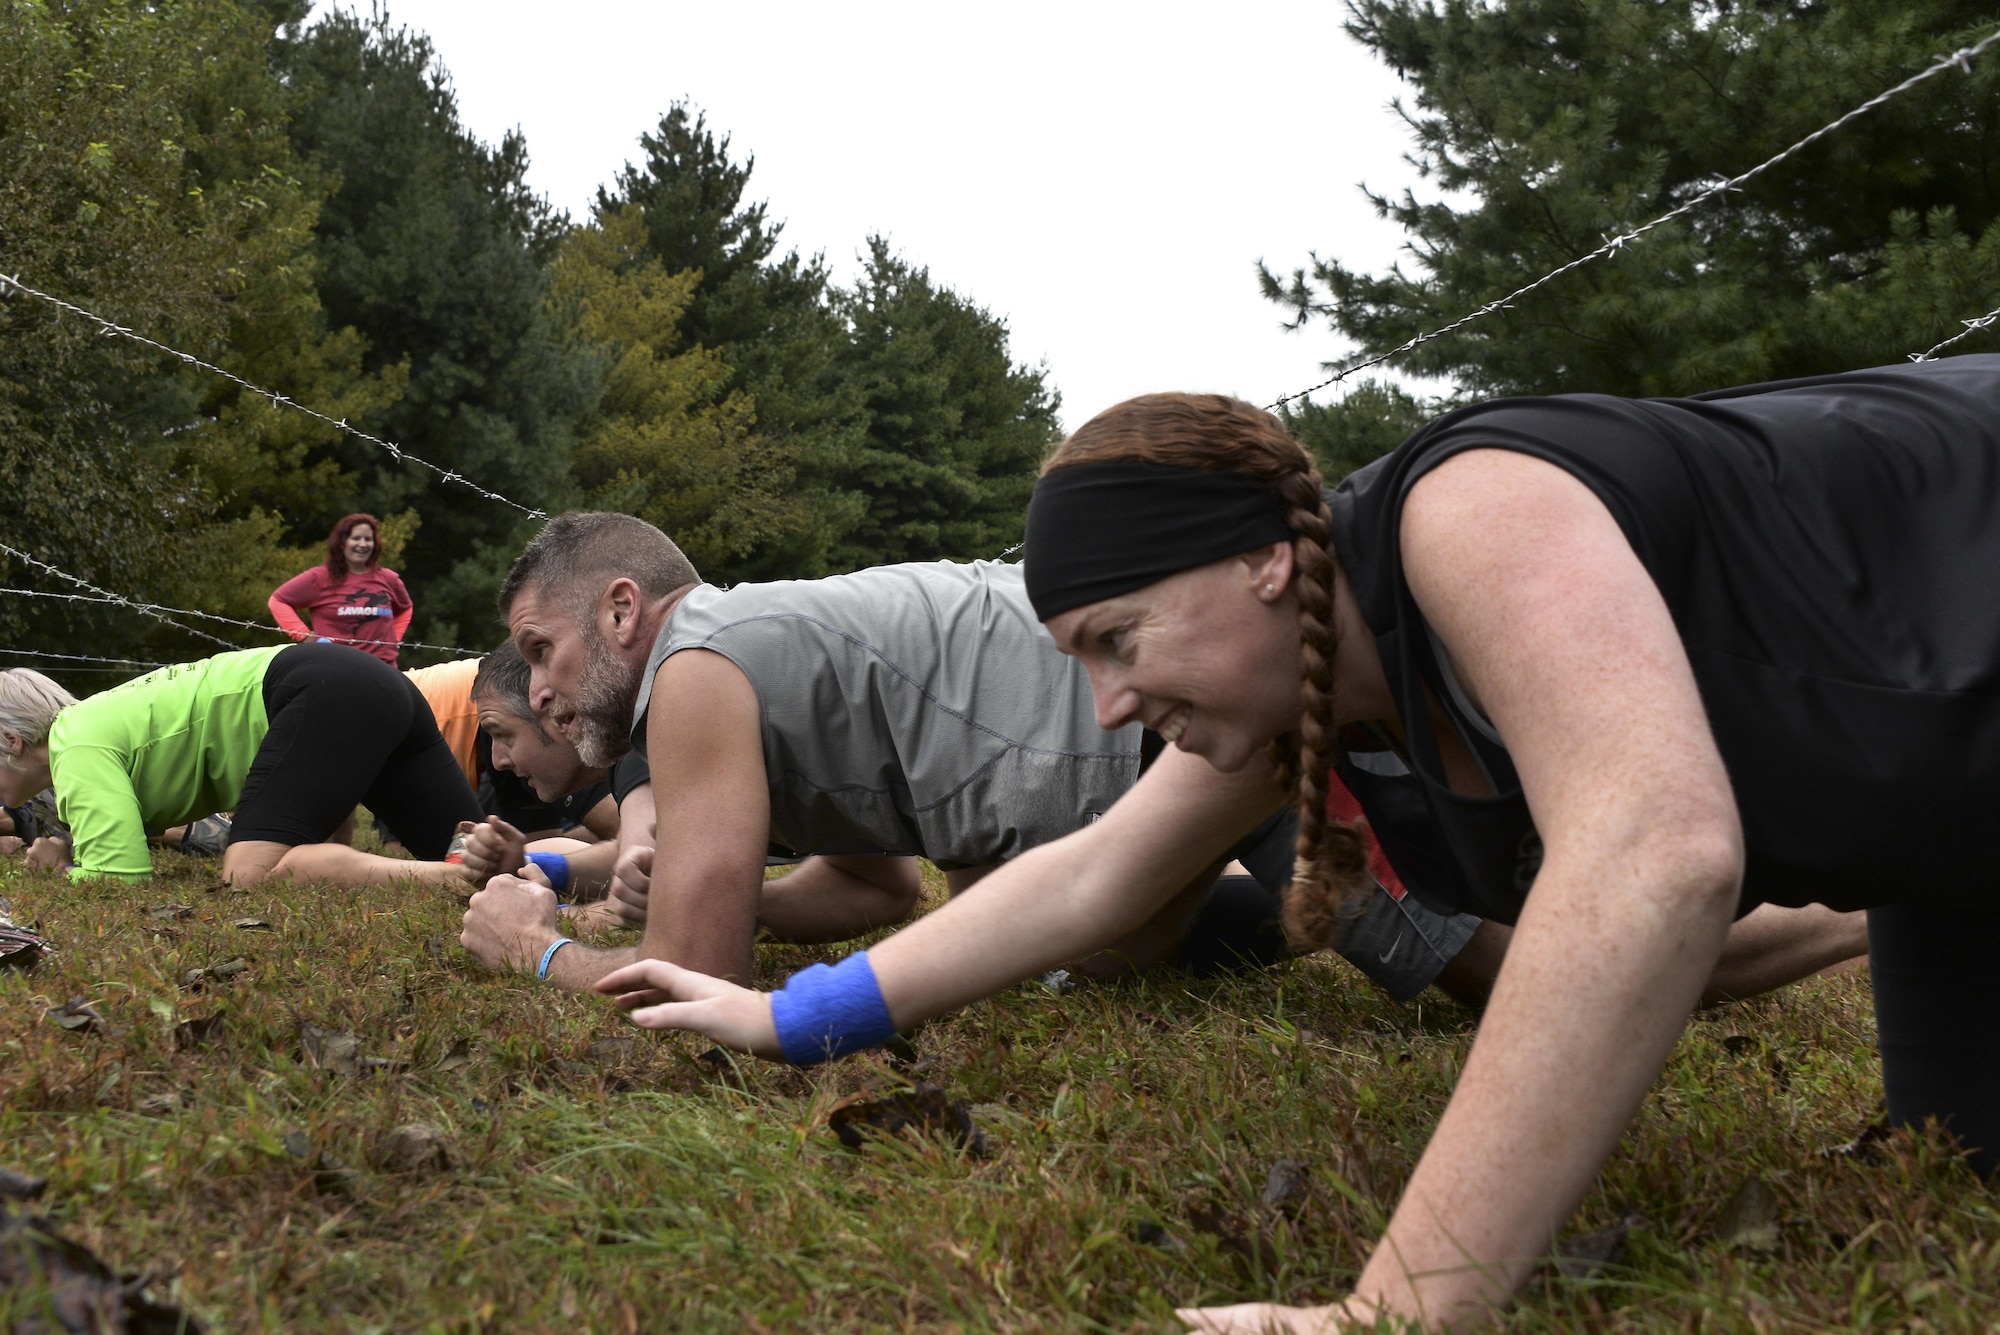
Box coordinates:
[405,657,482,787]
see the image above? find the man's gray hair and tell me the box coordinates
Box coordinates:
[499,511,700,623]
[468,640,540,734]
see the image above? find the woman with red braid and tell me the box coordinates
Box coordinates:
[268,514,413,665]
[591,359,2000,1331]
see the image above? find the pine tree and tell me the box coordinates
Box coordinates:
[0,0,399,667]
[828,238,1060,568]
[277,11,595,647]
[1267,0,2000,405]
[601,109,1060,575]
[552,205,807,577]
[600,106,864,576]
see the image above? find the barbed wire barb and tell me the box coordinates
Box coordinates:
[1908,303,2000,362]
[1268,24,2000,411]
[0,272,548,519]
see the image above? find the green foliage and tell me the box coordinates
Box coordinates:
[277,9,594,646]
[600,105,866,577]
[1281,380,1436,484]
[827,238,1061,569]
[1266,0,2000,399]
[0,0,396,659]
[603,108,1057,577]
[6,11,1059,677]
[553,204,807,577]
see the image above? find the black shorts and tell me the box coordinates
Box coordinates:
[230,644,483,860]
[1870,903,2000,1174]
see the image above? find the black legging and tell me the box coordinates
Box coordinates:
[1869,903,2000,1174]
[230,644,482,861]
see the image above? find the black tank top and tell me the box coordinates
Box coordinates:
[1328,355,2000,919]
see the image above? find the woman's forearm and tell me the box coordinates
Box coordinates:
[871,749,1283,1028]
[1354,841,1738,1323]
[595,752,1282,1059]
[268,595,312,641]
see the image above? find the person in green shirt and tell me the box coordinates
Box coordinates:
[0,644,483,884]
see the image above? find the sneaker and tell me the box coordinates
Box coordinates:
[179,814,232,858]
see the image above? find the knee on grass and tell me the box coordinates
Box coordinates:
[222,840,294,886]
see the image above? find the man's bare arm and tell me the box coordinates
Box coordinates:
[640,649,771,983]
[756,855,924,943]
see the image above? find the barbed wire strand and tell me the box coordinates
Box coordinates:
[1268,25,2000,412]
[1909,303,2000,361]
[0,562,483,659]
[0,647,169,669]
[0,543,240,649]
[0,275,548,520]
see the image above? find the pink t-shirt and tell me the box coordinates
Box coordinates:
[271,566,413,665]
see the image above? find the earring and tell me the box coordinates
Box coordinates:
[1263,584,1275,595]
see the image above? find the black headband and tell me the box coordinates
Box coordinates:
[1022,460,1296,620]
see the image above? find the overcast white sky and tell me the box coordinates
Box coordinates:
[317,1,1426,426]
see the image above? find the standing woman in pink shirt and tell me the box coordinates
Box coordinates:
[268,514,413,666]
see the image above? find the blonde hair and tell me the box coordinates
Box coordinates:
[0,667,78,766]
[1042,393,1368,952]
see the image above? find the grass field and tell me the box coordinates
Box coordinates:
[2,850,1996,1333]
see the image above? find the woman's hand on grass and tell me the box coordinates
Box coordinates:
[593,959,782,1059]
[460,874,562,972]
[1178,1297,1387,1333]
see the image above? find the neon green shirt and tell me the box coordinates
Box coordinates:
[47,646,286,881]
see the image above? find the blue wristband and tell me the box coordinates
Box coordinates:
[769,951,897,1065]
[535,937,573,981]
[524,851,571,893]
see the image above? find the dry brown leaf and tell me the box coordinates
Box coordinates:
[300,1023,362,1077]
[375,1124,452,1174]
[1554,1211,1644,1280]
[1716,1176,1781,1252]
[826,1082,989,1158]
[0,1168,47,1201]
[0,1211,203,1333]
[173,1014,227,1050]
[45,998,110,1036]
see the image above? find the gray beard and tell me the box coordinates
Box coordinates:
[568,625,642,769]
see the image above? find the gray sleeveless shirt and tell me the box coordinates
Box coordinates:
[629,560,1140,867]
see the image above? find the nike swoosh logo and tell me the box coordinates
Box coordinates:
[1378,933,1402,965]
